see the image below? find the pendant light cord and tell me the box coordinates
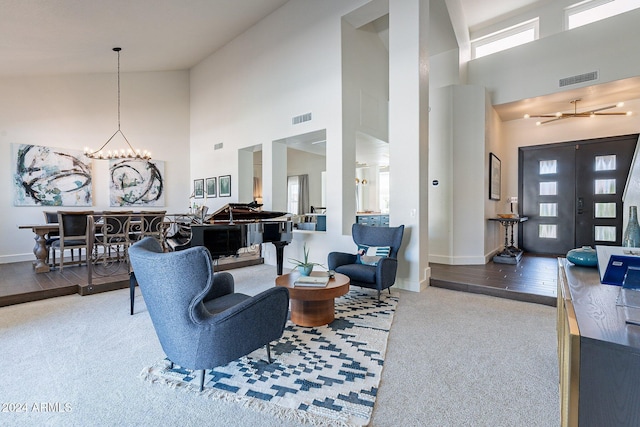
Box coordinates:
[116,47,121,131]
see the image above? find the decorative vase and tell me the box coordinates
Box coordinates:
[623,206,640,248]
[566,246,598,268]
[298,265,313,276]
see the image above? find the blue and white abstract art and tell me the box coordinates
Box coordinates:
[12,143,92,206]
[109,159,164,207]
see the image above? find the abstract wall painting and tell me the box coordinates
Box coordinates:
[12,143,93,206]
[109,159,165,207]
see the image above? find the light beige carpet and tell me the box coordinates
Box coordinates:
[0,264,559,426]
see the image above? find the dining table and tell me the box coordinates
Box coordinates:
[17,224,61,273]
[18,211,187,274]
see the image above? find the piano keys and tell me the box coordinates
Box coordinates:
[167,203,293,274]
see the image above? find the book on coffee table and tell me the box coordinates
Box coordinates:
[294,275,330,287]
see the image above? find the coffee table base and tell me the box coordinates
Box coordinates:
[290,298,335,327]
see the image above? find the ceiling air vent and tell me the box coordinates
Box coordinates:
[292,112,312,125]
[559,71,598,87]
[214,142,223,150]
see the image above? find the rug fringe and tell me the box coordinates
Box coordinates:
[139,367,365,427]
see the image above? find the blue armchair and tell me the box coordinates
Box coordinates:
[328,223,404,300]
[128,237,289,391]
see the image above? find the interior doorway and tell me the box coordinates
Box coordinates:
[519,134,638,255]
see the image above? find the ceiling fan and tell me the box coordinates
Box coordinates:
[524,99,632,125]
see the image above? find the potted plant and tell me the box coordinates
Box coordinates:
[288,244,325,276]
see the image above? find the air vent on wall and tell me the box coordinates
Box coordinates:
[214,142,223,150]
[292,112,312,125]
[559,71,598,87]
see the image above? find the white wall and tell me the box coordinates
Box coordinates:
[0,71,190,263]
[189,0,370,273]
[388,0,430,290]
[468,8,640,106]
[190,0,432,291]
[429,84,493,264]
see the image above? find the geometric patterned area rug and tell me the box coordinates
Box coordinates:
[140,290,398,426]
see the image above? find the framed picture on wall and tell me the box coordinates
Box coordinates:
[194,179,205,199]
[219,175,231,197]
[206,177,217,198]
[489,153,501,201]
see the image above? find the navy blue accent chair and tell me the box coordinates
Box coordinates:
[328,223,404,300]
[128,237,289,391]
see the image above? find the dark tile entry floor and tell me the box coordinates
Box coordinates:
[430,254,558,306]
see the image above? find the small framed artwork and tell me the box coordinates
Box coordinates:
[219,175,231,197]
[206,177,217,198]
[194,179,205,199]
[489,153,501,201]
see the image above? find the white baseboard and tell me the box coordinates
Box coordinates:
[428,254,487,265]
[0,253,35,264]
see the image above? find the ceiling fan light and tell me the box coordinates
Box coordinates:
[536,121,541,126]
[555,112,562,117]
[617,102,625,108]
[627,111,633,116]
[524,114,530,119]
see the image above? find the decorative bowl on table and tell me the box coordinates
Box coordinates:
[566,246,598,267]
[497,213,517,219]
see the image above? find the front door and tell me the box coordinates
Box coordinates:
[519,134,638,255]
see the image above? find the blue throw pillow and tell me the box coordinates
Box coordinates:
[357,245,391,266]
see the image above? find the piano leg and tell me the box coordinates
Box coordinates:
[272,241,289,275]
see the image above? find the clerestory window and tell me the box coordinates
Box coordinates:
[471,19,539,59]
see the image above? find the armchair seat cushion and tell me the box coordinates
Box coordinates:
[335,263,376,284]
[204,292,251,315]
[54,239,87,247]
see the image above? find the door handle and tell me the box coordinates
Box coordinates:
[577,197,584,215]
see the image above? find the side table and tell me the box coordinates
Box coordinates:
[275,271,350,327]
[489,216,528,264]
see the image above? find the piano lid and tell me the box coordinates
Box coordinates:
[209,202,290,223]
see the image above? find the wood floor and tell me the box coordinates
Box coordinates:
[430,254,558,306]
[0,253,265,308]
[1,253,558,308]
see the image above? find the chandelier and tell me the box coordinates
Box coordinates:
[84,47,151,160]
[524,99,632,125]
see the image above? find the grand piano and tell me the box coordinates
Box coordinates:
[167,202,293,274]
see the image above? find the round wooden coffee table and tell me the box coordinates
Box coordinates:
[275,271,350,327]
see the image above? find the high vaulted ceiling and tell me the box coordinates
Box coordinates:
[0,0,289,75]
[0,0,553,76]
[2,0,635,122]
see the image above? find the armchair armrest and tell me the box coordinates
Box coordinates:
[203,271,235,302]
[376,257,399,288]
[328,252,357,270]
[191,287,290,368]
